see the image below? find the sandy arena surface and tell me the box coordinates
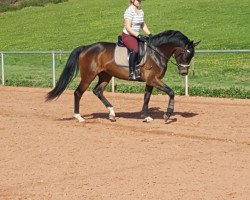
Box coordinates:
[0,86,250,200]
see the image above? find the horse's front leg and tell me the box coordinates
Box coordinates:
[152,80,175,123]
[163,88,175,123]
[141,84,154,122]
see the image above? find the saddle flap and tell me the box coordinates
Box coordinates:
[114,44,148,67]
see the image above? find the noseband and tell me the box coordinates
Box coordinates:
[178,63,190,68]
[174,49,190,68]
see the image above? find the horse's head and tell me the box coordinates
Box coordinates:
[173,41,200,76]
[149,30,200,76]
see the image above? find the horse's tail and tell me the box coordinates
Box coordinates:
[46,45,85,101]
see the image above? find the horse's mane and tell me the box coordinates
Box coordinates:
[150,30,190,46]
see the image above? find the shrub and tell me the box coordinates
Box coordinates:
[0,0,68,13]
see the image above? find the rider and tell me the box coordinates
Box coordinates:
[122,0,152,80]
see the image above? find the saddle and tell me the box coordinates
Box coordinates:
[114,35,148,67]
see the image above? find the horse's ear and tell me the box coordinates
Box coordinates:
[186,41,193,49]
[194,40,201,47]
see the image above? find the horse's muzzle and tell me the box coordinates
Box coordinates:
[179,68,188,76]
[178,64,189,76]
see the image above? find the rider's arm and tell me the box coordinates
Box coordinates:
[141,22,151,35]
[124,19,139,37]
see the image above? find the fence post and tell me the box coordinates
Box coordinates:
[52,51,56,88]
[1,52,4,85]
[185,75,188,96]
[111,77,115,92]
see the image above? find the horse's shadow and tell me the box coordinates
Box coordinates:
[58,107,198,123]
[59,107,198,122]
[83,107,198,122]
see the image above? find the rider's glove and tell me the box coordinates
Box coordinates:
[137,34,147,42]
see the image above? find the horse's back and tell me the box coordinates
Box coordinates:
[86,42,116,51]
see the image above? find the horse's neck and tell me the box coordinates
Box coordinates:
[159,43,180,57]
[147,44,170,70]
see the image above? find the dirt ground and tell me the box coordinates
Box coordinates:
[0,86,249,200]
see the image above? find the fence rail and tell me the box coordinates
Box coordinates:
[1,49,250,95]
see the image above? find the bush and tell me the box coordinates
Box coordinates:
[189,86,250,99]
[0,0,68,13]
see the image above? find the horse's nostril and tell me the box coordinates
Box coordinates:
[179,69,188,76]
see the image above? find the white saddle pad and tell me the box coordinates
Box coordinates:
[114,45,147,67]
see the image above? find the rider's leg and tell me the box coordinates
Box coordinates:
[121,33,139,80]
[128,50,138,80]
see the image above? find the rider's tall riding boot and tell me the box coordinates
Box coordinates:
[128,50,139,80]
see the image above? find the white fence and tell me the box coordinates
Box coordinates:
[1,50,250,95]
[1,50,70,88]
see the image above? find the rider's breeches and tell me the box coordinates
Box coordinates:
[121,32,139,53]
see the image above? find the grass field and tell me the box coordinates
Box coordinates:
[0,0,250,98]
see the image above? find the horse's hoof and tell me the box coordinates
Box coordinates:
[143,116,154,123]
[109,115,116,122]
[74,114,85,123]
[163,113,171,123]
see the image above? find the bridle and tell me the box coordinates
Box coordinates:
[146,42,190,68]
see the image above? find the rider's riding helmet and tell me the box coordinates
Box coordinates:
[130,0,144,3]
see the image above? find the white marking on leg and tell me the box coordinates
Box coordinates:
[107,107,115,117]
[143,116,154,123]
[107,107,116,121]
[74,113,85,122]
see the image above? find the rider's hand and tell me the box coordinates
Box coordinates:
[137,34,146,42]
[144,34,153,42]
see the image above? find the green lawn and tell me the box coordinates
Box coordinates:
[0,0,250,98]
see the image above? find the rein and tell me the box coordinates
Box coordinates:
[146,42,190,68]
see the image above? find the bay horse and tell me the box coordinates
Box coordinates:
[46,30,199,123]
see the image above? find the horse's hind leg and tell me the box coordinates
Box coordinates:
[93,72,116,122]
[74,78,95,122]
[74,82,85,122]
